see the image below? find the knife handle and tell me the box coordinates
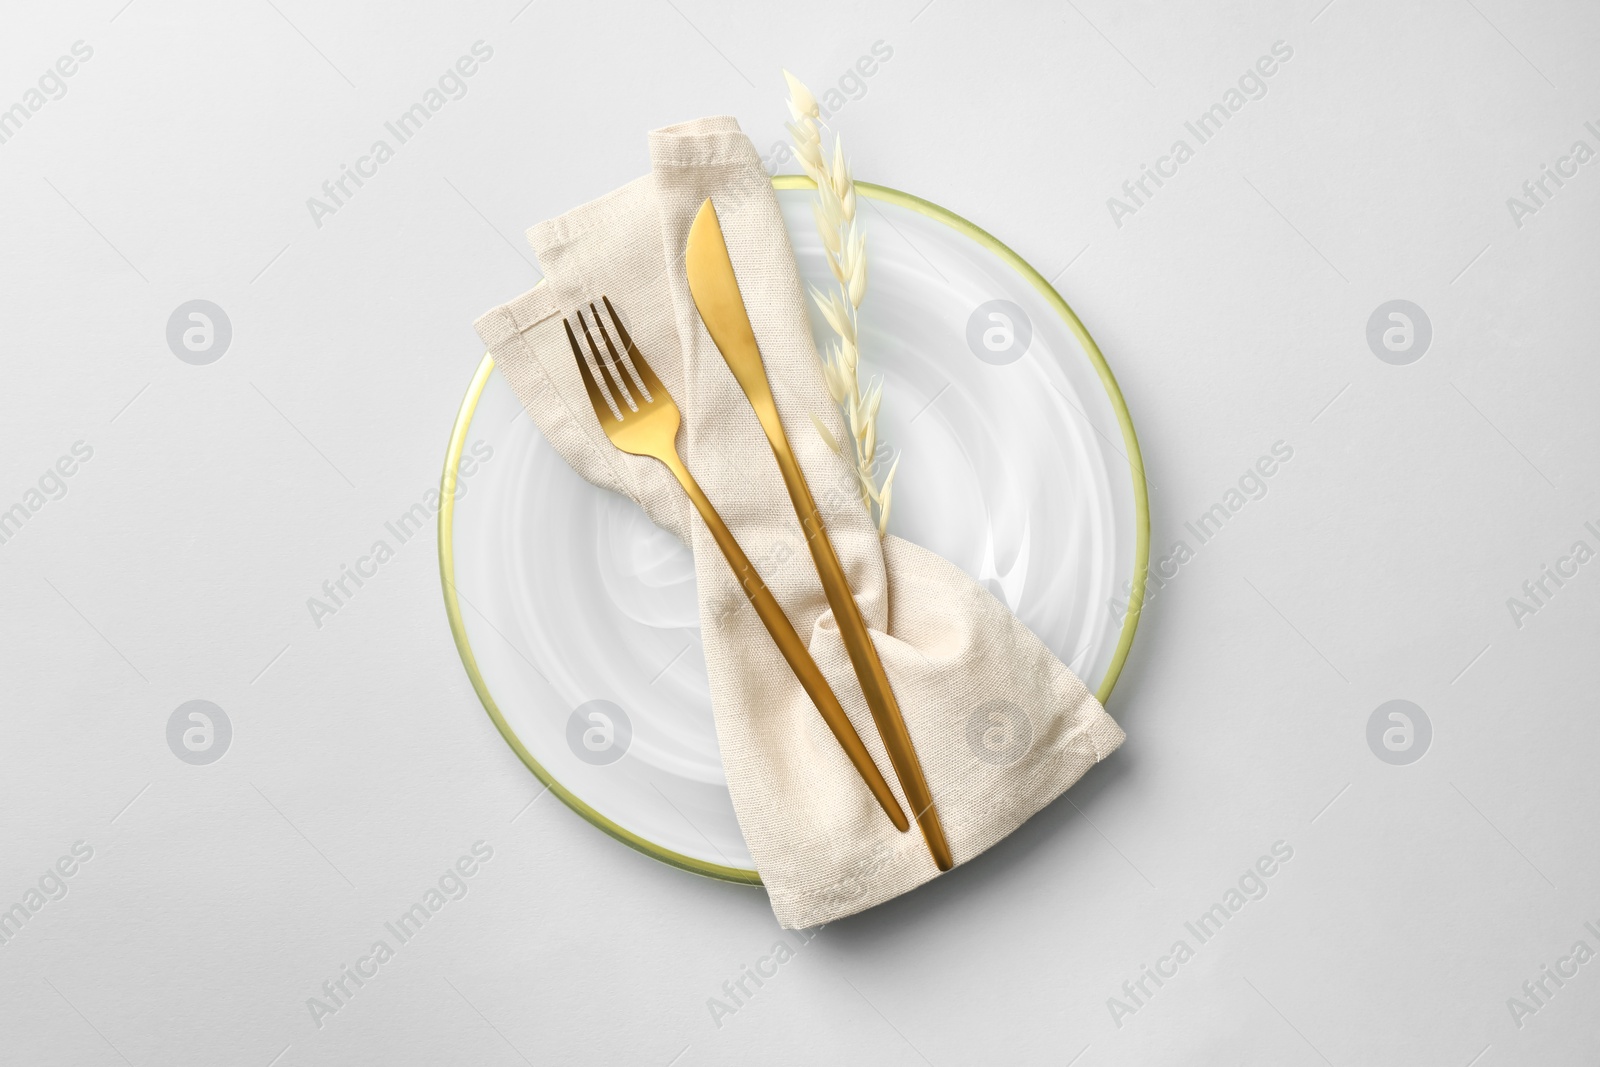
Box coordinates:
[760,421,954,871]
[658,452,910,834]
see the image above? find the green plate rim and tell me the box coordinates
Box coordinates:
[438,177,1150,886]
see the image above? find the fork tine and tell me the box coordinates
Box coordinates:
[591,298,653,404]
[565,318,622,424]
[602,294,665,402]
[577,308,636,413]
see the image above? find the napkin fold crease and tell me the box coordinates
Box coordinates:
[473,116,1124,928]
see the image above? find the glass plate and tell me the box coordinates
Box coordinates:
[439,179,1149,882]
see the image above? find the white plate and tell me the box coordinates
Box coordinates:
[439,180,1149,882]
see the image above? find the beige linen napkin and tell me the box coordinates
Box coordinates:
[474,116,1125,928]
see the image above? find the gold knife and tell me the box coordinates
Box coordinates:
[685,198,953,872]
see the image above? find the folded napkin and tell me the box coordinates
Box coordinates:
[473,116,1125,928]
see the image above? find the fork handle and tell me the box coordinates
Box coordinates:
[660,452,910,833]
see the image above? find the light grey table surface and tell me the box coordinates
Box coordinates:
[3,1,1598,1064]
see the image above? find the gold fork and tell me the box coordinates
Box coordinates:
[564,297,909,833]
